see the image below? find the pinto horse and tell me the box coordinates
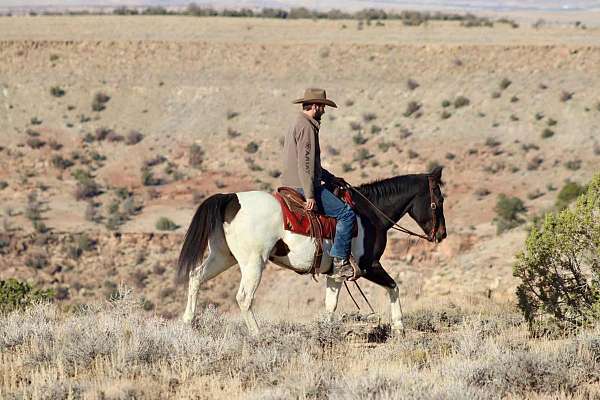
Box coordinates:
[177,166,446,334]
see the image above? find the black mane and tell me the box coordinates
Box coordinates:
[356,174,423,202]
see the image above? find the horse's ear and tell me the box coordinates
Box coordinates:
[429,165,443,184]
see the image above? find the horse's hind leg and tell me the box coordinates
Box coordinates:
[182,237,236,324]
[236,255,264,335]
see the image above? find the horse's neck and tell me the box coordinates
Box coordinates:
[359,176,420,229]
[375,190,414,228]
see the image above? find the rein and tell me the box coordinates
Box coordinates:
[347,176,439,242]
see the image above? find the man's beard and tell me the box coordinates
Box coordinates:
[314,109,323,122]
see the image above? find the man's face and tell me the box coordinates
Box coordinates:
[313,104,325,122]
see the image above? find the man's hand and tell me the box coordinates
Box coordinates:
[305,198,316,211]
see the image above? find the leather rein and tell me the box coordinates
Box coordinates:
[347,176,439,242]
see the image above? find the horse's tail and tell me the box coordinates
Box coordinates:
[177,193,238,283]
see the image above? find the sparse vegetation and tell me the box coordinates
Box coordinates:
[362,112,377,122]
[0,279,53,313]
[227,128,241,139]
[26,137,45,149]
[499,78,511,90]
[50,86,65,97]
[541,128,555,139]
[126,130,144,145]
[106,131,124,142]
[406,79,419,91]
[51,154,74,170]
[188,144,204,168]
[352,132,368,145]
[564,159,581,171]
[493,194,526,234]
[92,91,110,111]
[155,217,178,231]
[141,167,162,186]
[453,96,470,109]
[556,181,586,211]
[226,110,239,120]
[560,90,573,102]
[404,101,421,117]
[245,141,260,154]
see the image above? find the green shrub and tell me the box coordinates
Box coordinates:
[404,101,421,117]
[126,130,144,145]
[560,91,573,102]
[454,96,470,108]
[499,78,512,90]
[50,86,65,97]
[555,181,586,211]
[493,194,527,234]
[406,79,419,91]
[513,173,600,333]
[26,137,45,149]
[189,144,204,168]
[352,132,367,145]
[141,167,161,186]
[245,141,259,154]
[541,128,554,139]
[353,148,372,162]
[564,159,581,171]
[362,112,377,122]
[92,92,110,112]
[0,279,54,313]
[155,217,178,231]
[441,99,451,108]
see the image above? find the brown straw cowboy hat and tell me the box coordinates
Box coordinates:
[292,88,337,108]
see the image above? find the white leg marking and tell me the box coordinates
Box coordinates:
[325,276,343,321]
[387,284,405,333]
[182,241,235,324]
[236,256,264,335]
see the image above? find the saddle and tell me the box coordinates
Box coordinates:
[272,186,357,276]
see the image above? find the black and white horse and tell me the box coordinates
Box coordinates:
[178,167,446,334]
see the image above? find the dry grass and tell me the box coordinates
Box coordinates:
[1,292,599,399]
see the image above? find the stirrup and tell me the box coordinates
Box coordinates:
[347,256,364,281]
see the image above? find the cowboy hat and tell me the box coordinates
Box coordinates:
[292,88,337,108]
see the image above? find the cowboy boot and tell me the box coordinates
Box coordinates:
[330,257,354,281]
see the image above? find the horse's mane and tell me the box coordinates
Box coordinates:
[356,174,423,202]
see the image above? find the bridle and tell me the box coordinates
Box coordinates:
[348,175,440,242]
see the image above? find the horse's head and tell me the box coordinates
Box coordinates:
[408,166,447,243]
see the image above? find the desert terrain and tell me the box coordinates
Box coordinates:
[0,14,599,398]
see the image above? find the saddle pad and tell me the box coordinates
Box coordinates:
[272,188,358,240]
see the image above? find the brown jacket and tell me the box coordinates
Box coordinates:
[281,112,334,198]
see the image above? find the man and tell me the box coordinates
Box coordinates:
[281,88,358,280]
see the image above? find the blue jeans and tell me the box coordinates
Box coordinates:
[297,185,356,259]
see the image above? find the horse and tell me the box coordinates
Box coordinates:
[177,166,446,334]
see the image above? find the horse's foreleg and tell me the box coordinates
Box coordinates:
[182,240,236,324]
[236,255,264,335]
[362,262,405,335]
[325,276,343,321]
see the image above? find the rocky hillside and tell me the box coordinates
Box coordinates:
[0,16,598,320]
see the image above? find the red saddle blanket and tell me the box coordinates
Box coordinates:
[272,187,358,240]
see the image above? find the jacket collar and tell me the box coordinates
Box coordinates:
[299,111,320,131]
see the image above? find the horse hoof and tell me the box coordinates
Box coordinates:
[391,325,406,338]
